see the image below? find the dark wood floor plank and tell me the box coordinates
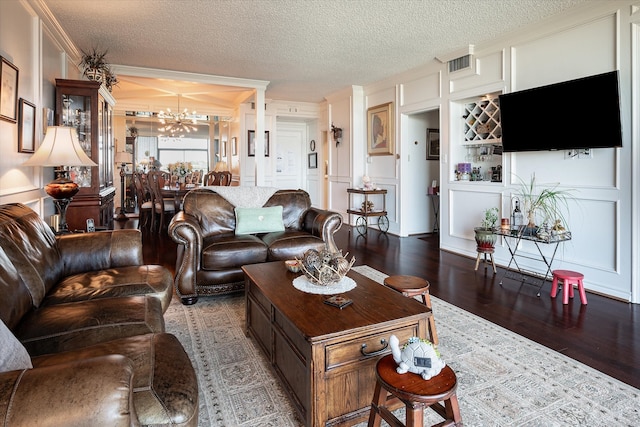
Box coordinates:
[122,220,640,389]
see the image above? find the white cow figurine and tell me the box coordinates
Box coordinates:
[389,335,445,380]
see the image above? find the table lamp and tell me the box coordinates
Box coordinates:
[114,151,132,221]
[23,126,97,232]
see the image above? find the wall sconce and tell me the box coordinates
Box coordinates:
[331,123,342,145]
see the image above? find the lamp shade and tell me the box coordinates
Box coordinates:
[115,151,132,164]
[23,126,97,200]
[23,126,97,167]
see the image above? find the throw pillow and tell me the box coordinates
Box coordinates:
[0,319,32,372]
[235,206,285,235]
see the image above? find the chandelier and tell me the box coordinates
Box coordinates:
[157,94,199,137]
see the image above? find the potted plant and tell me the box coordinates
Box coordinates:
[515,174,574,235]
[79,47,109,82]
[103,67,118,92]
[474,207,499,250]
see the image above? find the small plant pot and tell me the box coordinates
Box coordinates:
[474,227,497,250]
[84,68,104,82]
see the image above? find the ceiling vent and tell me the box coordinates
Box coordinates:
[448,54,471,73]
[436,45,477,75]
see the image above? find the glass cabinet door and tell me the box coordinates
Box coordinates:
[61,93,93,188]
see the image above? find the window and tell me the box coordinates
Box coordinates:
[158,136,208,171]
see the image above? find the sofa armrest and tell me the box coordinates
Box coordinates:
[57,229,144,276]
[303,208,343,253]
[0,355,138,426]
[168,212,204,304]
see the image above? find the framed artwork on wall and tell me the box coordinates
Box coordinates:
[367,102,394,155]
[426,128,440,160]
[248,130,270,157]
[18,99,35,153]
[0,57,19,122]
[308,152,318,169]
[232,137,237,156]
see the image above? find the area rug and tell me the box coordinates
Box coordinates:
[164,265,640,426]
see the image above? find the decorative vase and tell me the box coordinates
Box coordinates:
[179,176,186,184]
[474,227,497,250]
[84,68,104,82]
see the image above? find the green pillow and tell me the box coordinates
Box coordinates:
[235,206,285,235]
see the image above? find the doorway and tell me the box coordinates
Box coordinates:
[402,109,440,236]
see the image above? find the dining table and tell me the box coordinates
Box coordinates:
[160,183,200,211]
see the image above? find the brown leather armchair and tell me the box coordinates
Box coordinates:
[0,203,198,426]
[169,188,343,304]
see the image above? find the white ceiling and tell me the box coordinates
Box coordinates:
[42,0,593,113]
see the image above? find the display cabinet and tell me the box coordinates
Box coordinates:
[55,79,116,231]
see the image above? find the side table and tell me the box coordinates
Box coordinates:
[494,228,572,296]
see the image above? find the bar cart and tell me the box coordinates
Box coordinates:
[347,188,389,236]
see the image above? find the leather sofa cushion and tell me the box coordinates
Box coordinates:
[0,246,34,330]
[262,230,326,261]
[264,189,312,229]
[201,233,267,270]
[1,355,137,427]
[182,189,236,237]
[44,265,173,312]
[0,204,63,307]
[32,333,199,427]
[15,296,165,356]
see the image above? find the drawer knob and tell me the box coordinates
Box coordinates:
[361,339,388,357]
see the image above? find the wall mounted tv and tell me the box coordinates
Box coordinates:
[499,71,622,152]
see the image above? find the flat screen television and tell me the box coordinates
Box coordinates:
[499,71,622,152]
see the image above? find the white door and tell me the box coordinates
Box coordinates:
[275,122,306,190]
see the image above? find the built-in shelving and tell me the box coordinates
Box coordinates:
[463,96,502,144]
[451,93,503,182]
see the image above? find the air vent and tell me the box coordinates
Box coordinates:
[449,55,471,72]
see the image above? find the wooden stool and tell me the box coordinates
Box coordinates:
[551,269,587,305]
[474,247,497,273]
[384,275,438,345]
[368,354,462,427]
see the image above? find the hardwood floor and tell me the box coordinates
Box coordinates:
[122,219,640,389]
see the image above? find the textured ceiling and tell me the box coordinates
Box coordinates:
[42,0,593,110]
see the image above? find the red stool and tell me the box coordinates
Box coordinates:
[551,270,587,305]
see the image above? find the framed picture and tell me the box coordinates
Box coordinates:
[367,102,394,155]
[0,57,19,122]
[308,152,318,169]
[426,128,440,160]
[248,130,270,157]
[232,136,237,155]
[18,99,35,153]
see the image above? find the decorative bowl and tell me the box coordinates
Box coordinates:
[285,260,301,273]
[297,248,355,287]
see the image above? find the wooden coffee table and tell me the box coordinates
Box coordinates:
[243,261,430,427]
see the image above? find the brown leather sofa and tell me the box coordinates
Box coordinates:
[0,203,198,426]
[169,188,343,304]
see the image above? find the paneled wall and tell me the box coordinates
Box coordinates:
[325,2,637,302]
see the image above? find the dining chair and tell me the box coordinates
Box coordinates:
[191,170,202,185]
[132,172,153,230]
[204,171,216,186]
[217,171,232,186]
[148,170,176,232]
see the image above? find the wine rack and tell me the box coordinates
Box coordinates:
[463,96,502,144]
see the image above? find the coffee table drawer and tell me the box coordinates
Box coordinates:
[325,324,418,371]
